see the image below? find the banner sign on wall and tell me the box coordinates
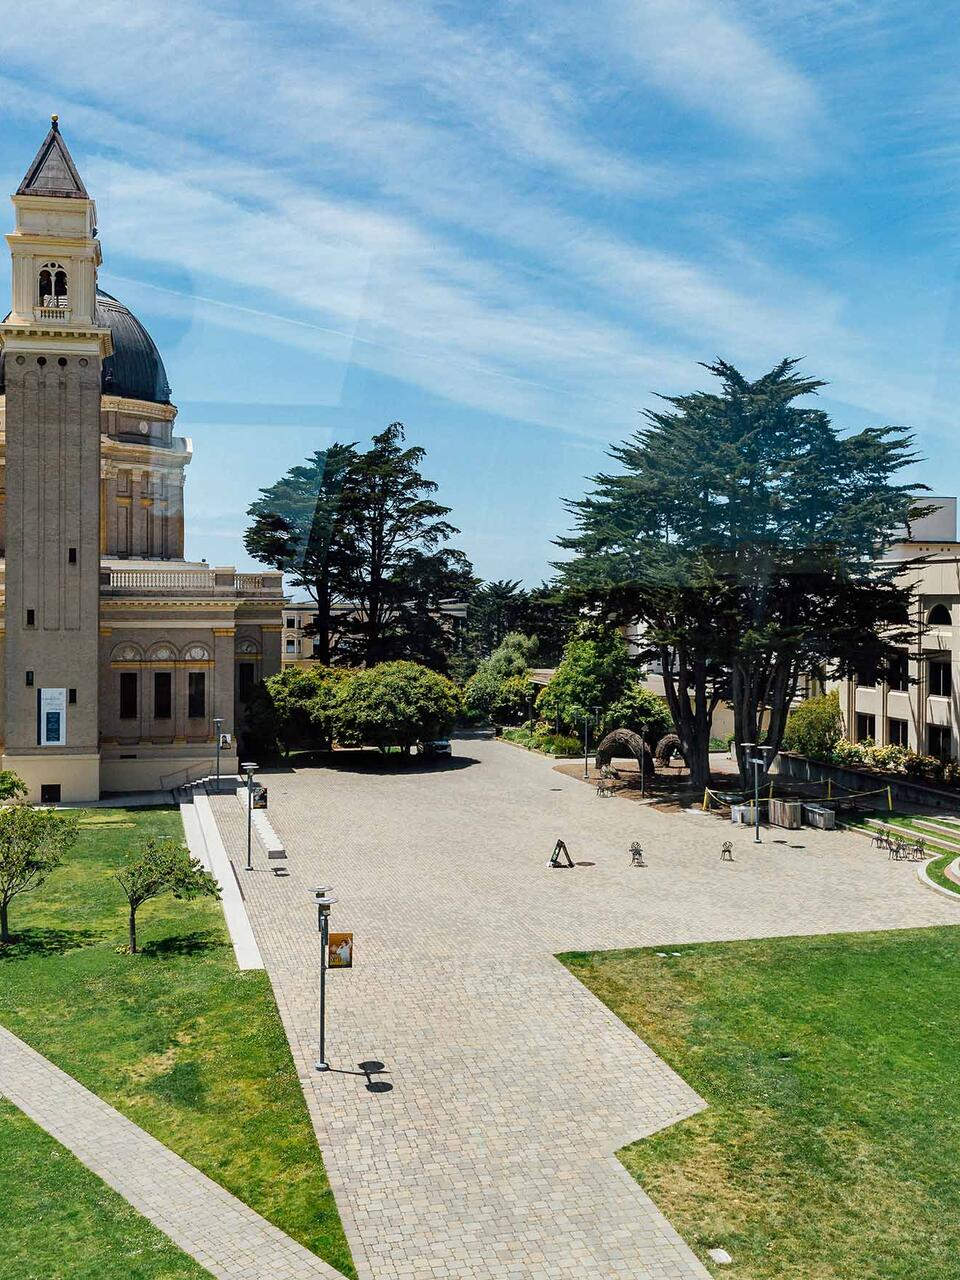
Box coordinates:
[38,688,67,747]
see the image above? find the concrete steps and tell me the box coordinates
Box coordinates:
[861,814,960,855]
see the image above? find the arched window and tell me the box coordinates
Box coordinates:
[37,262,67,307]
[929,604,952,626]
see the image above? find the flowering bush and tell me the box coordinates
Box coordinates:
[825,738,958,787]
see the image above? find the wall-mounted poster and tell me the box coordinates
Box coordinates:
[38,688,67,747]
[328,932,353,968]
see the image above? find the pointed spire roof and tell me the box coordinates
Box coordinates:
[17,116,88,199]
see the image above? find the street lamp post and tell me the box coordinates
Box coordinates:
[241,761,258,870]
[582,706,601,779]
[740,742,771,844]
[312,887,337,1072]
[213,717,223,794]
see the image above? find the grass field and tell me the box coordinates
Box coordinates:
[563,927,960,1279]
[0,1099,208,1280]
[0,806,355,1279]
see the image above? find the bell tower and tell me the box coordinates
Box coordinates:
[0,118,112,801]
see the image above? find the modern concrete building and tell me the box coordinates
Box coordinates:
[0,119,283,801]
[836,496,960,758]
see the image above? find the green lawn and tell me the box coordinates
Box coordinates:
[0,807,355,1279]
[563,928,960,1279]
[0,1100,208,1280]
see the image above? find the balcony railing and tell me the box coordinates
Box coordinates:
[34,305,71,322]
[100,566,283,598]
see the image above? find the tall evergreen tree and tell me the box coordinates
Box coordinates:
[244,442,358,664]
[556,359,921,788]
[335,423,472,668]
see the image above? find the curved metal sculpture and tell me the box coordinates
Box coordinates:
[655,732,685,766]
[595,728,653,772]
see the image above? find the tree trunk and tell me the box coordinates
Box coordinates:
[658,645,712,791]
[312,579,332,666]
[129,905,138,955]
[0,898,10,945]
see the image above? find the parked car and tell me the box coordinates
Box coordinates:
[420,739,452,758]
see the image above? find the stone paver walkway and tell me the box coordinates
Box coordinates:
[211,737,960,1280]
[0,1026,345,1280]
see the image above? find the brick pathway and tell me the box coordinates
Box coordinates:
[0,1026,346,1280]
[211,738,959,1280]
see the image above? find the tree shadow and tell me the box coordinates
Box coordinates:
[309,750,480,776]
[144,1059,207,1109]
[0,926,101,958]
[139,930,223,958]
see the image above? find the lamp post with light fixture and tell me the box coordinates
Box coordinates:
[241,761,258,870]
[312,887,337,1071]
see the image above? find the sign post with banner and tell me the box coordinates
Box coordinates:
[38,688,67,747]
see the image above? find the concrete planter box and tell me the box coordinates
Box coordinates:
[774,752,960,813]
[802,804,836,830]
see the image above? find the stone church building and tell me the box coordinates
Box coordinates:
[0,120,283,801]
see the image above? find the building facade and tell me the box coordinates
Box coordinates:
[0,120,283,801]
[835,497,960,758]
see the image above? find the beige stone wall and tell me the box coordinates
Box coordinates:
[3,345,103,768]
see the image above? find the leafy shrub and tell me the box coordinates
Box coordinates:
[501,726,580,756]
[783,691,844,760]
[462,633,538,722]
[598,684,672,743]
[334,661,461,750]
[536,622,631,731]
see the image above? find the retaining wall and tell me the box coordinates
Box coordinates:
[774,751,960,813]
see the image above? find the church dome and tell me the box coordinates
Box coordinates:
[0,288,172,404]
[96,289,171,404]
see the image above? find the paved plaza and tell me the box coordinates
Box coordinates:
[211,738,959,1280]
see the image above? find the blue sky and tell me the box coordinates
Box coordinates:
[1,2,960,584]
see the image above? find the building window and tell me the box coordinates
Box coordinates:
[929,660,952,698]
[855,712,876,743]
[285,638,296,653]
[887,652,910,691]
[68,688,77,705]
[928,723,952,758]
[888,717,908,746]
[154,671,172,720]
[68,547,77,564]
[25,609,35,627]
[188,672,206,719]
[286,616,297,629]
[238,662,255,703]
[25,670,34,687]
[929,604,952,626]
[855,666,876,688]
[119,672,138,719]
